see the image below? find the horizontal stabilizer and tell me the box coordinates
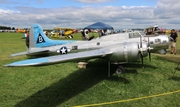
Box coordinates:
[5,49,112,67]
[11,49,49,57]
[11,51,29,57]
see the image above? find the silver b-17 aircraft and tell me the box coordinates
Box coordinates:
[5,24,170,76]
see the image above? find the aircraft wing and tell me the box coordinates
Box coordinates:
[11,49,49,57]
[5,48,112,67]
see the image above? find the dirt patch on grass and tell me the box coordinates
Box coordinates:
[155,53,180,62]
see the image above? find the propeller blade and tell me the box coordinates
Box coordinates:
[140,35,142,48]
[149,52,151,62]
[139,35,144,67]
[148,36,150,47]
[140,53,144,67]
[147,36,152,62]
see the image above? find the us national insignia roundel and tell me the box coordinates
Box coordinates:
[60,46,68,54]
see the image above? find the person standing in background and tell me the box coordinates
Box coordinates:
[170,29,178,55]
[25,32,29,48]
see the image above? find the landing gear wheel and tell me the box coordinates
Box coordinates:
[115,66,125,74]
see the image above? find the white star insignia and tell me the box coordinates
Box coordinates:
[61,47,67,54]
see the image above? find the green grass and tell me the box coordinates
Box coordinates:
[0,32,180,107]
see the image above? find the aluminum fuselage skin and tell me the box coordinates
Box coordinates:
[29,32,169,56]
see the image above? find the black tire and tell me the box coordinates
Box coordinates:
[115,66,125,74]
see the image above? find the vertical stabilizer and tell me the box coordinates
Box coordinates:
[29,24,76,48]
[29,24,53,48]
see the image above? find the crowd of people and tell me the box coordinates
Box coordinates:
[80,29,115,41]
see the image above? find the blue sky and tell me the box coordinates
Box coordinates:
[31,0,157,8]
[0,0,179,29]
[1,0,157,10]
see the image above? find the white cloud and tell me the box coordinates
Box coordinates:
[153,0,180,28]
[0,0,179,29]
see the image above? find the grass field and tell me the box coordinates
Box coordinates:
[0,32,180,107]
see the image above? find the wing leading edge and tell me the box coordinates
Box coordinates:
[5,48,112,67]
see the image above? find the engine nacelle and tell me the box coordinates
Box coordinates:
[104,42,148,62]
[144,35,170,52]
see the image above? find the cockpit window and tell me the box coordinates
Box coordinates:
[129,32,141,38]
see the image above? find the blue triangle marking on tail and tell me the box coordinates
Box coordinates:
[37,33,45,43]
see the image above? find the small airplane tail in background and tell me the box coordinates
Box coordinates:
[29,24,76,48]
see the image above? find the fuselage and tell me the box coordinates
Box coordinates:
[29,31,170,56]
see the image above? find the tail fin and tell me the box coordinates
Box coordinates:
[29,24,76,48]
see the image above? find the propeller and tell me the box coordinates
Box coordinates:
[148,36,151,62]
[147,36,153,62]
[138,35,144,67]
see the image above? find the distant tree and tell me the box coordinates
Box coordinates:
[6,26,10,30]
[0,26,18,30]
[12,27,15,30]
[0,26,11,30]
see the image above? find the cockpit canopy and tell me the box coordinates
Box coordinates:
[129,31,145,38]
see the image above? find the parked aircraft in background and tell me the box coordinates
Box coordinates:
[5,24,170,76]
[16,28,27,33]
[144,25,166,35]
[50,27,78,38]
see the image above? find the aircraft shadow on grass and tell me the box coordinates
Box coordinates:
[14,59,157,107]
[14,59,130,107]
[169,76,180,81]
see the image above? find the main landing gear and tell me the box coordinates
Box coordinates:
[108,61,126,77]
[115,65,125,75]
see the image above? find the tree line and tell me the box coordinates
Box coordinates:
[0,26,16,30]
